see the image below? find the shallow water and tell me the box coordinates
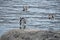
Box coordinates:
[0,0,60,36]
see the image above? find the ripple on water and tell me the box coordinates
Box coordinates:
[0,0,60,36]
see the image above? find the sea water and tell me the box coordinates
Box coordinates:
[0,0,60,36]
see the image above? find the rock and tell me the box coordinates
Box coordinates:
[0,29,60,40]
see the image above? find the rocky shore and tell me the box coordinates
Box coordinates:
[0,29,60,40]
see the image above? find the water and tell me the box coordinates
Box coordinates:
[0,0,60,36]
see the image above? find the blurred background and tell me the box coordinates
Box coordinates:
[0,0,60,36]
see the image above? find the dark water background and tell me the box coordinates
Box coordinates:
[0,0,60,36]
